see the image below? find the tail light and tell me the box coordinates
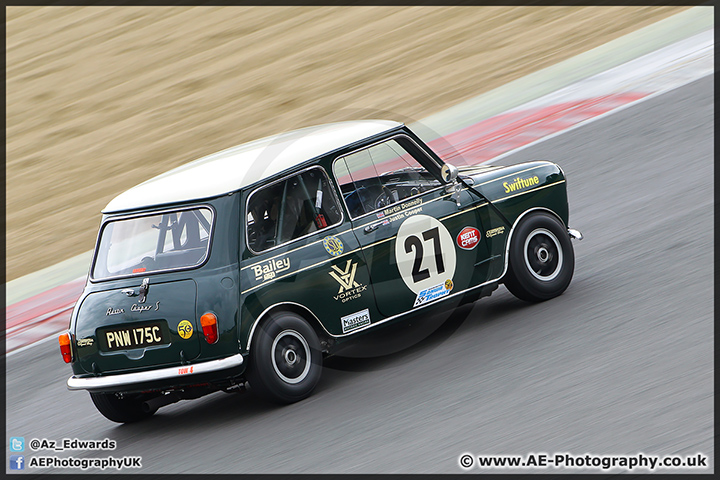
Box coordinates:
[59,332,72,363]
[200,313,218,344]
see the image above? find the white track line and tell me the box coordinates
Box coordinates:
[486,71,713,165]
[7,333,59,357]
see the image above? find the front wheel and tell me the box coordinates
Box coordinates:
[503,212,575,302]
[246,312,323,404]
[90,392,157,423]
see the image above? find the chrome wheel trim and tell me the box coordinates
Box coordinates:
[523,228,563,281]
[271,329,311,385]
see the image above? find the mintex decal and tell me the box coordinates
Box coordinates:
[456,226,480,250]
[341,308,371,333]
[413,279,453,307]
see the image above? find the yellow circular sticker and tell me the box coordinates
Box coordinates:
[177,320,194,339]
[444,279,454,291]
[323,235,344,256]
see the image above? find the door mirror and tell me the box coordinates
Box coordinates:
[441,164,463,208]
[440,163,459,184]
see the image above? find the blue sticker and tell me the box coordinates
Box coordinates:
[413,280,453,307]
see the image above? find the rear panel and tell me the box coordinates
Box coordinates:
[74,279,201,374]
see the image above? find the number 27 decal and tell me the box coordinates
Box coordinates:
[404,227,445,283]
[395,215,457,295]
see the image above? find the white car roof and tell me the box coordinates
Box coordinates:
[103,120,402,213]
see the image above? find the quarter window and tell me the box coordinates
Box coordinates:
[334,138,441,218]
[247,168,342,253]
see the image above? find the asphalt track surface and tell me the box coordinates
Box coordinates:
[6,76,713,474]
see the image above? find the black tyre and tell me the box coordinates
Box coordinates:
[503,211,575,302]
[246,311,323,404]
[90,392,157,423]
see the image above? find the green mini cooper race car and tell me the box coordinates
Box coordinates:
[60,120,582,422]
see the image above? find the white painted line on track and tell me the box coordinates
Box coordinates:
[506,29,713,114]
[6,333,59,357]
[486,70,713,166]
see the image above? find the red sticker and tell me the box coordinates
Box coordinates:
[456,227,480,250]
[132,267,146,273]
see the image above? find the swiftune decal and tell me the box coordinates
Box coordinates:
[503,176,539,193]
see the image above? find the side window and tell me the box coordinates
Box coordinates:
[334,137,441,218]
[247,168,342,253]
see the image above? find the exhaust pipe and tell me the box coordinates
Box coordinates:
[142,392,181,413]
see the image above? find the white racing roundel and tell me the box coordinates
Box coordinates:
[395,214,456,295]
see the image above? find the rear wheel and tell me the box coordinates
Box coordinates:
[503,212,575,302]
[90,392,157,423]
[247,312,322,404]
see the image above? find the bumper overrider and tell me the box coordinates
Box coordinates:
[67,354,244,392]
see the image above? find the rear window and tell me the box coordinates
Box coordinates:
[92,207,213,280]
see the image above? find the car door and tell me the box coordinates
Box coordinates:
[333,135,492,319]
[241,166,378,337]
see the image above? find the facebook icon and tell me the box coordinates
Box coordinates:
[10,455,25,470]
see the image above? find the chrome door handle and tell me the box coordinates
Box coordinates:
[364,220,388,234]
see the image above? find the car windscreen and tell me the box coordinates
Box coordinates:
[92,207,213,280]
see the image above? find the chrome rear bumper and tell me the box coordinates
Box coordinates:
[67,354,244,391]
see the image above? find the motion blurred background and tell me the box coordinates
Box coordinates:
[5,5,687,281]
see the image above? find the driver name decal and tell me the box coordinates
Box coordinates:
[382,197,422,217]
[374,198,424,224]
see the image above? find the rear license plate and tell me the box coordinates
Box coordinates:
[101,322,167,351]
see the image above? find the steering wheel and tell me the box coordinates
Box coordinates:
[375,192,390,209]
[375,186,395,210]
